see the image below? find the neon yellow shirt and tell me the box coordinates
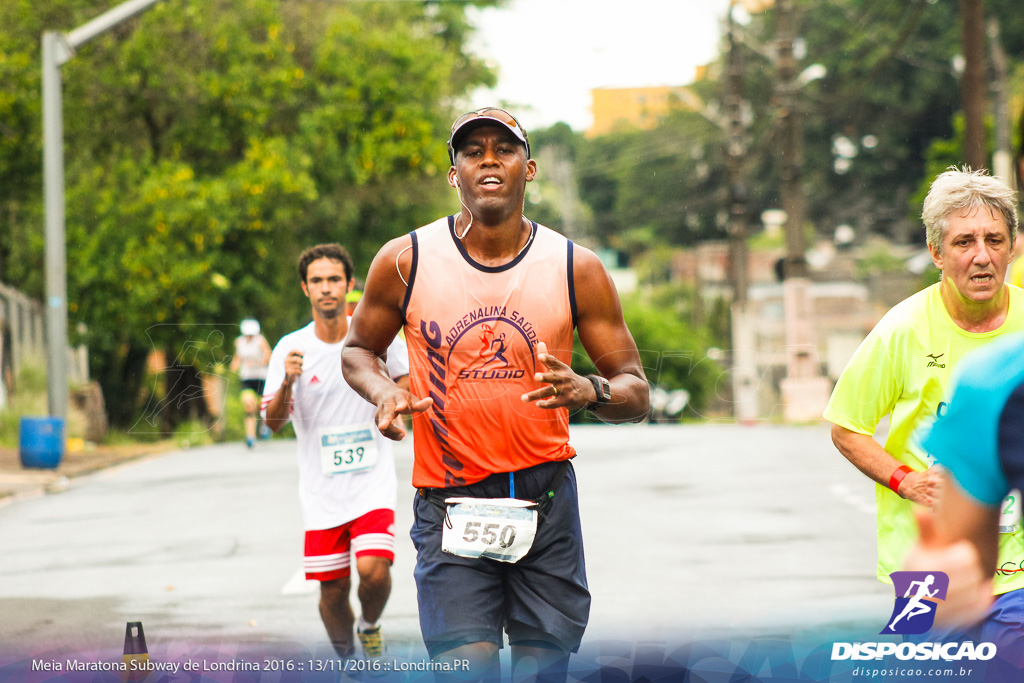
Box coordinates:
[824,282,1024,593]
[1008,257,1024,290]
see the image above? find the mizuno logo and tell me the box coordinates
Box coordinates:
[925,353,946,369]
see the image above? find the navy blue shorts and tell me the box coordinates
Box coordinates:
[935,588,1024,660]
[410,460,590,659]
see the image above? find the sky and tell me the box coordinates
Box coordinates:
[466,0,733,133]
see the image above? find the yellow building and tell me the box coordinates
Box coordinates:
[587,85,703,138]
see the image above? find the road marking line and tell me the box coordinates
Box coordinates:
[829,483,875,516]
[280,567,319,595]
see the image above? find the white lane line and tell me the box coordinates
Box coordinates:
[281,567,319,595]
[830,483,875,516]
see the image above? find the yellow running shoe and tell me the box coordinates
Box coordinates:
[357,625,384,658]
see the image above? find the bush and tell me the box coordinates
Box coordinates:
[220,375,294,442]
[173,419,216,449]
[570,292,721,423]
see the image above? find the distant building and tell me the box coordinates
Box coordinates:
[588,85,703,138]
[669,239,922,421]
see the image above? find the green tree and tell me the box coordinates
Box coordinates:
[564,1,1024,255]
[740,0,1024,243]
[575,108,728,253]
[570,292,721,423]
[0,0,500,428]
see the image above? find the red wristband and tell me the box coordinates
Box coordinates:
[888,465,914,495]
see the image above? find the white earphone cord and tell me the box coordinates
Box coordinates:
[396,245,412,287]
[454,176,533,256]
[455,181,474,239]
[396,176,531,283]
[397,180,473,286]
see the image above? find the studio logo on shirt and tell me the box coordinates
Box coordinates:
[444,309,540,382]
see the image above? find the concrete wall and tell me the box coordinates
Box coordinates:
[0,282,90,408]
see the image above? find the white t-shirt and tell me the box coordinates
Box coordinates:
[235,335,269,381]
[261,321,409,531]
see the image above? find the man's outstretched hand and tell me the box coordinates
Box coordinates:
[376,390,432,440]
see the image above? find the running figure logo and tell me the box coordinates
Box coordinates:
[881,571,949,635]
[478,324,511,368]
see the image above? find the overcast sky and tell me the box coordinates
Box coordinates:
[466,0,732,132]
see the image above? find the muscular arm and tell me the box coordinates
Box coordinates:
[830,423,942,506]
[524,245,649,422]
[342,237,431,440]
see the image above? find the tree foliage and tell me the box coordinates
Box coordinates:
[530,0,1024,422]
[569,292,722,422]
[558,0,1024,254]
[0,0,499,426]
[575,107,728,254]
[735,0,1024,242]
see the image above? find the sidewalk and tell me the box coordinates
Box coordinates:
[0,441,176,502]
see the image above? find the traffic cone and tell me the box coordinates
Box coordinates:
[122,621,150,680]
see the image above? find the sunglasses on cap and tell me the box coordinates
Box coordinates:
[447,107,530,164]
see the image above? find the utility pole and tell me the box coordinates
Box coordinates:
[774,0,829,423]
[960,0,986,171]
[776,0,806,281]
[42,0,167,420]
[725,4,749,307]
[725,1,759,424]
[539,145,582,243]
[988,18,1013,186]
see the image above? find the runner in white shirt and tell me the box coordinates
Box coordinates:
[262,243,409,661]
[230,319,271,448]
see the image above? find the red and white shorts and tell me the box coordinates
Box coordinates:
[304,508,395,581]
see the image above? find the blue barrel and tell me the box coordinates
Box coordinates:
[19,417,64,469]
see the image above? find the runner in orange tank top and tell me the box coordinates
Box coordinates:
[402,214,578,488]
[343,107,649,682]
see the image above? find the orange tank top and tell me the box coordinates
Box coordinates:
[403,216,578,488]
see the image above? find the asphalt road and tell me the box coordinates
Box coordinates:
[0,423,895,678]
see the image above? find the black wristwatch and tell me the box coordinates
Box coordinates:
[584,374,611,412]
